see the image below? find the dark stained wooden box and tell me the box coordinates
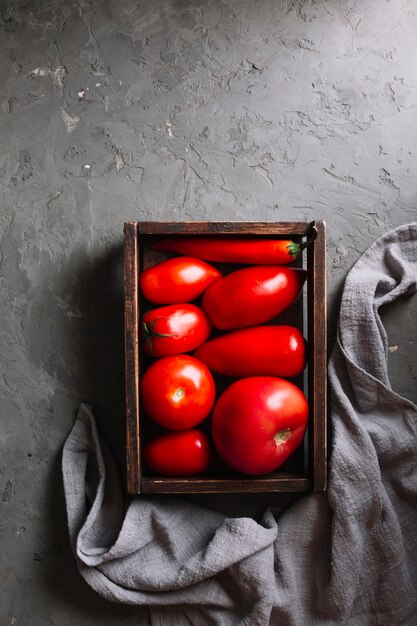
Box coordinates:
[124,221,327,495]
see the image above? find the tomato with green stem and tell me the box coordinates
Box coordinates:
[152,235,315,265]
[142,304,212,357]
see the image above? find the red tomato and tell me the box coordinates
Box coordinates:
[153,236,304,264]
[202,266,307,330]
[194,326,307,378]
[140,256,221,304]
[141,355,216,429]
[211,377,308,475]
[142,304,212,356]
[144,430,211,476]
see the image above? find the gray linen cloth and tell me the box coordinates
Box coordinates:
[63,223,417,625]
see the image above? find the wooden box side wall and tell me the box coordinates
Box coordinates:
[124,222,142,493]
[307,221,327,491]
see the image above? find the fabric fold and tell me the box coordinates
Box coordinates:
[63,222,417,626]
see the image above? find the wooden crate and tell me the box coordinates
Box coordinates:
[124,221,327,494]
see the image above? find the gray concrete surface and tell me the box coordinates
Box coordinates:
[1,1,417,624]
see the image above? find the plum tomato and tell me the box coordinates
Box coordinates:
[142,303,212,357]
[143,429,212,476]
[194,325,307,378]
[140,256,221,304]
[152,236,305,265]
[202,266,307,330]
[141,355,216,429]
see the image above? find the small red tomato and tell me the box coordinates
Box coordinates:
[142,304,212,357]
[144,430,211,476]
[140,256,221,304]
[202,266,307,330]
[211,377,308,475]
[194,325,307,378]
[141,355,216,429]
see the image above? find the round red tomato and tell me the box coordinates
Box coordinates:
[140,256,221,304]
[141,355,216,429]
[211,377,308,475]
[142,303,212,357]
[202,266,307,330]
[144,430,211,476]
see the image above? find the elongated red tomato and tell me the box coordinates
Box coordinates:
[194,326,307,377]
[144,430,211,476]
[211,377,308,475]
[153,237,305,264]
[140,257,221,304]
[142,304,212,356]
[202,266,307,330]
[141,355,216,429]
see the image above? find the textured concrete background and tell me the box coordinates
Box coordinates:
[1,1,417,624]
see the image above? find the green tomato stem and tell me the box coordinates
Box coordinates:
[142,316,175,353]
[287,225,318,258]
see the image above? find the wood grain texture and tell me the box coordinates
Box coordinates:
[137,221,310,236]
[124,222,141,494]
[141,476,311,494]
[307,220,327,492]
